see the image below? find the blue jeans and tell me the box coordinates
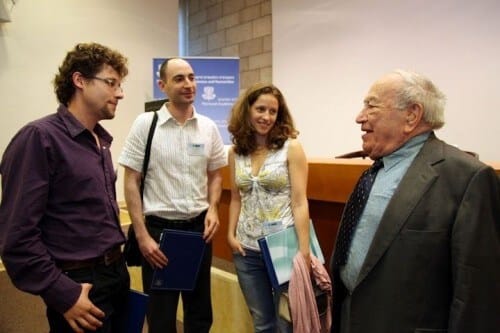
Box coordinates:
[233,249,292,333]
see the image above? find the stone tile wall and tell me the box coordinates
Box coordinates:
[188,0,272,91]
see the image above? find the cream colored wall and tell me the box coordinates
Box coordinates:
[273,0,500,161]
[0,0,179,202]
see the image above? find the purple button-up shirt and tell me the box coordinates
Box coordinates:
[0,105,125,313]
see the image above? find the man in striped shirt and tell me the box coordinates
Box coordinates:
[119,58,227,333]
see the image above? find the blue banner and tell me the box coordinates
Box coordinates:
[153,57,240,144]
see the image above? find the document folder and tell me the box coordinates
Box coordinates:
[258,220,324,290]
[151,229,206,291]
[126,289,149,333]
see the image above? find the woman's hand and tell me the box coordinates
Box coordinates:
[300,250,311,273]
[228,235,246,256]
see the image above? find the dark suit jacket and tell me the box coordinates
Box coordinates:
[331,133,500,333]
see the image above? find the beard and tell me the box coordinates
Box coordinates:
[99,103,117,120]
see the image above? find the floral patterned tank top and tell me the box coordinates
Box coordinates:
[235,140,293,250]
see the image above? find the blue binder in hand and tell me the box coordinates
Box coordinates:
[258,220,325,290]
[126,289,149,333]
[151,229,206,291]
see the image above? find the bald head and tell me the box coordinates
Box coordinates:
[159,58,194,81]
[157,58,196,107]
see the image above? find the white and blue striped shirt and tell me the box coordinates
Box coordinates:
[119,104,227,220]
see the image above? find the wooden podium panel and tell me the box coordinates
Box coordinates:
[213,158,500,264]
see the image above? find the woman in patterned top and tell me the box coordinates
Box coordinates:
[227,83,310,333]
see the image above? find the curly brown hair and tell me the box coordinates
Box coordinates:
[53,42,128,106]
[228,83,298,156]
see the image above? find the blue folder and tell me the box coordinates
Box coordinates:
[151,229,206,291]
[126,289,149,333]
[258,220,324,290]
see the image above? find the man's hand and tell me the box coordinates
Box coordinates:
[138,232,168,269]
[63,283,104,333]
[203,208,220,242]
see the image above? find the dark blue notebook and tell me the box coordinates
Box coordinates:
[151,229,206,291]
[126,289,149,333]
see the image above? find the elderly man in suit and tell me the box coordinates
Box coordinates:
[330,69,500,333]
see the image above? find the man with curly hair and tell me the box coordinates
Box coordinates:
[0,42,130,333]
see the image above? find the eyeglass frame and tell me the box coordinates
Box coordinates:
[85,76,123,92]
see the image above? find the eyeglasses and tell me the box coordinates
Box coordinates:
[86,76,123,92]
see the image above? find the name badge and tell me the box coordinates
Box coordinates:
[187,143,205,156]
[263,220,283,234]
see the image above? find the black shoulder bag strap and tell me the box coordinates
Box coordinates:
[124,111,159,266]
[140,111,158,198]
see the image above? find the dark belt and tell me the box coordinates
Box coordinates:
[146,210,207,228]
[56,246,122,271]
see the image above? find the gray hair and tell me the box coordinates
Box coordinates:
[392,69,446,129]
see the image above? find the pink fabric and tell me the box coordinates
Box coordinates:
[288,253,332,333]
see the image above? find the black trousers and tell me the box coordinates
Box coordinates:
[143,212,213,333]
[47,257,130,333]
